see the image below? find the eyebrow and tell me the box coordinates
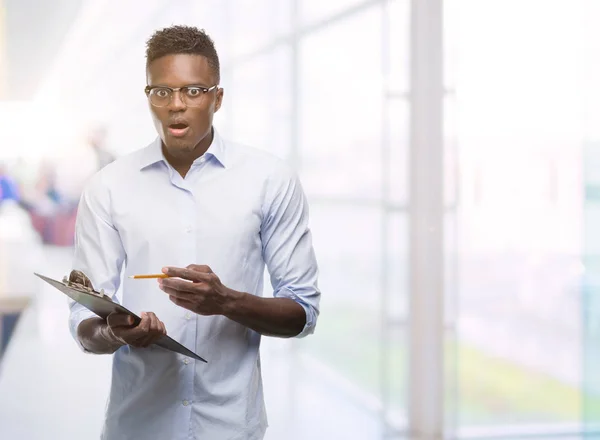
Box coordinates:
[148,83,211,88]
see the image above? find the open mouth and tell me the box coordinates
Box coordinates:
[169,123,188,129]
[167,122,190,137]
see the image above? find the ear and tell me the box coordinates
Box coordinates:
[214,87,224,113]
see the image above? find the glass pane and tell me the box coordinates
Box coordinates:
[444,211,459,326]
[455,147,583,430]
[445,95,458,208]
[382,214,408,426]
[387,99,409,205]
[385,213,408,322]
[227,47,291,159]
[299,6,382,199]
[582,229,600,432]
[228,0,292,58]
[582,0,600,424]
[445,211,460,435]
[300,0,366,25]
[300,204,383,398]
[449,0,586,435]
[188,0,231,64]
[444,0,458,91]
[582,0,600,144]
[299,206,408,430]
[387,0,410,94]
[383,325,408,431]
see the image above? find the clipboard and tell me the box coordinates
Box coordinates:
[34,273,207,362]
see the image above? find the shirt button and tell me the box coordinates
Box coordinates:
[185,226,192,233]
[182,400,190,406]
[199,157,206,163]
[183,358,190,365]
[185,312,192,320]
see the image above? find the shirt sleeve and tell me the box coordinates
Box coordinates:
[68,170,126,351]
[260,163,321,338]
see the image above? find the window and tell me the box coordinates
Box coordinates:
[298,6,382,200]
[300,0,369,25]
[448,0,586,434]
[297,3,410,434]
[227,47,292,158]
[228,0,292,58]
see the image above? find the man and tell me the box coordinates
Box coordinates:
[69,25,320,440]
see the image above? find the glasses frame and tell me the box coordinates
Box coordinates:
[144,84,219,107]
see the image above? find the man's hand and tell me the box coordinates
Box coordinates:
[158,265,240,316]
[106,311,167,348]
[158,264,307,337]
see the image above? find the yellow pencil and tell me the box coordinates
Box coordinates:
[128,274,170,279]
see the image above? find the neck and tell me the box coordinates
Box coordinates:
[163,127,213,177]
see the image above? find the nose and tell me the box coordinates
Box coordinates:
[169,90,187,111]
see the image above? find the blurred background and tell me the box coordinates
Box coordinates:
[0,0,599,439]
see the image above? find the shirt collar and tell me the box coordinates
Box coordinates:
[138,127,228,170]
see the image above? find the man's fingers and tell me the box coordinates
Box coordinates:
[186,264,212,273]
[162,266,201,281]
[162,266,212,282]
[109,311,167,348]
[107,312,134,328]
[147,312,160,332]
[133,313,164,347]
[169,295,196,311]
[136,334,157,348]
[138,312,150,332]
[159,284,180,297]
[159,282,201,299]
[137,330,161,347]
[160,277,210,294]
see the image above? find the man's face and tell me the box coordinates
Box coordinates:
[146,54,223,158]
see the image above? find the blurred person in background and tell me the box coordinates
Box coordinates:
[25,160,63,244]
[0,161,43,305]
[53,134,101,209]
[87,124,115,170]
[70,25,320,440]
[18,135,99,246]
[22,125,113,245]
[0,163,20,204]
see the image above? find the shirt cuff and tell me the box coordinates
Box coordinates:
[275,287,318,338]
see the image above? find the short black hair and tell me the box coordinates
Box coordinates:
[145,25,220,83]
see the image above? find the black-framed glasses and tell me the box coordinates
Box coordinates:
[144,84,219,107]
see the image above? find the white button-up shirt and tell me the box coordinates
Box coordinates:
[68,130,321,440]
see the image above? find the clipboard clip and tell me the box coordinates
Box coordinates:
[62,270,111,300]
